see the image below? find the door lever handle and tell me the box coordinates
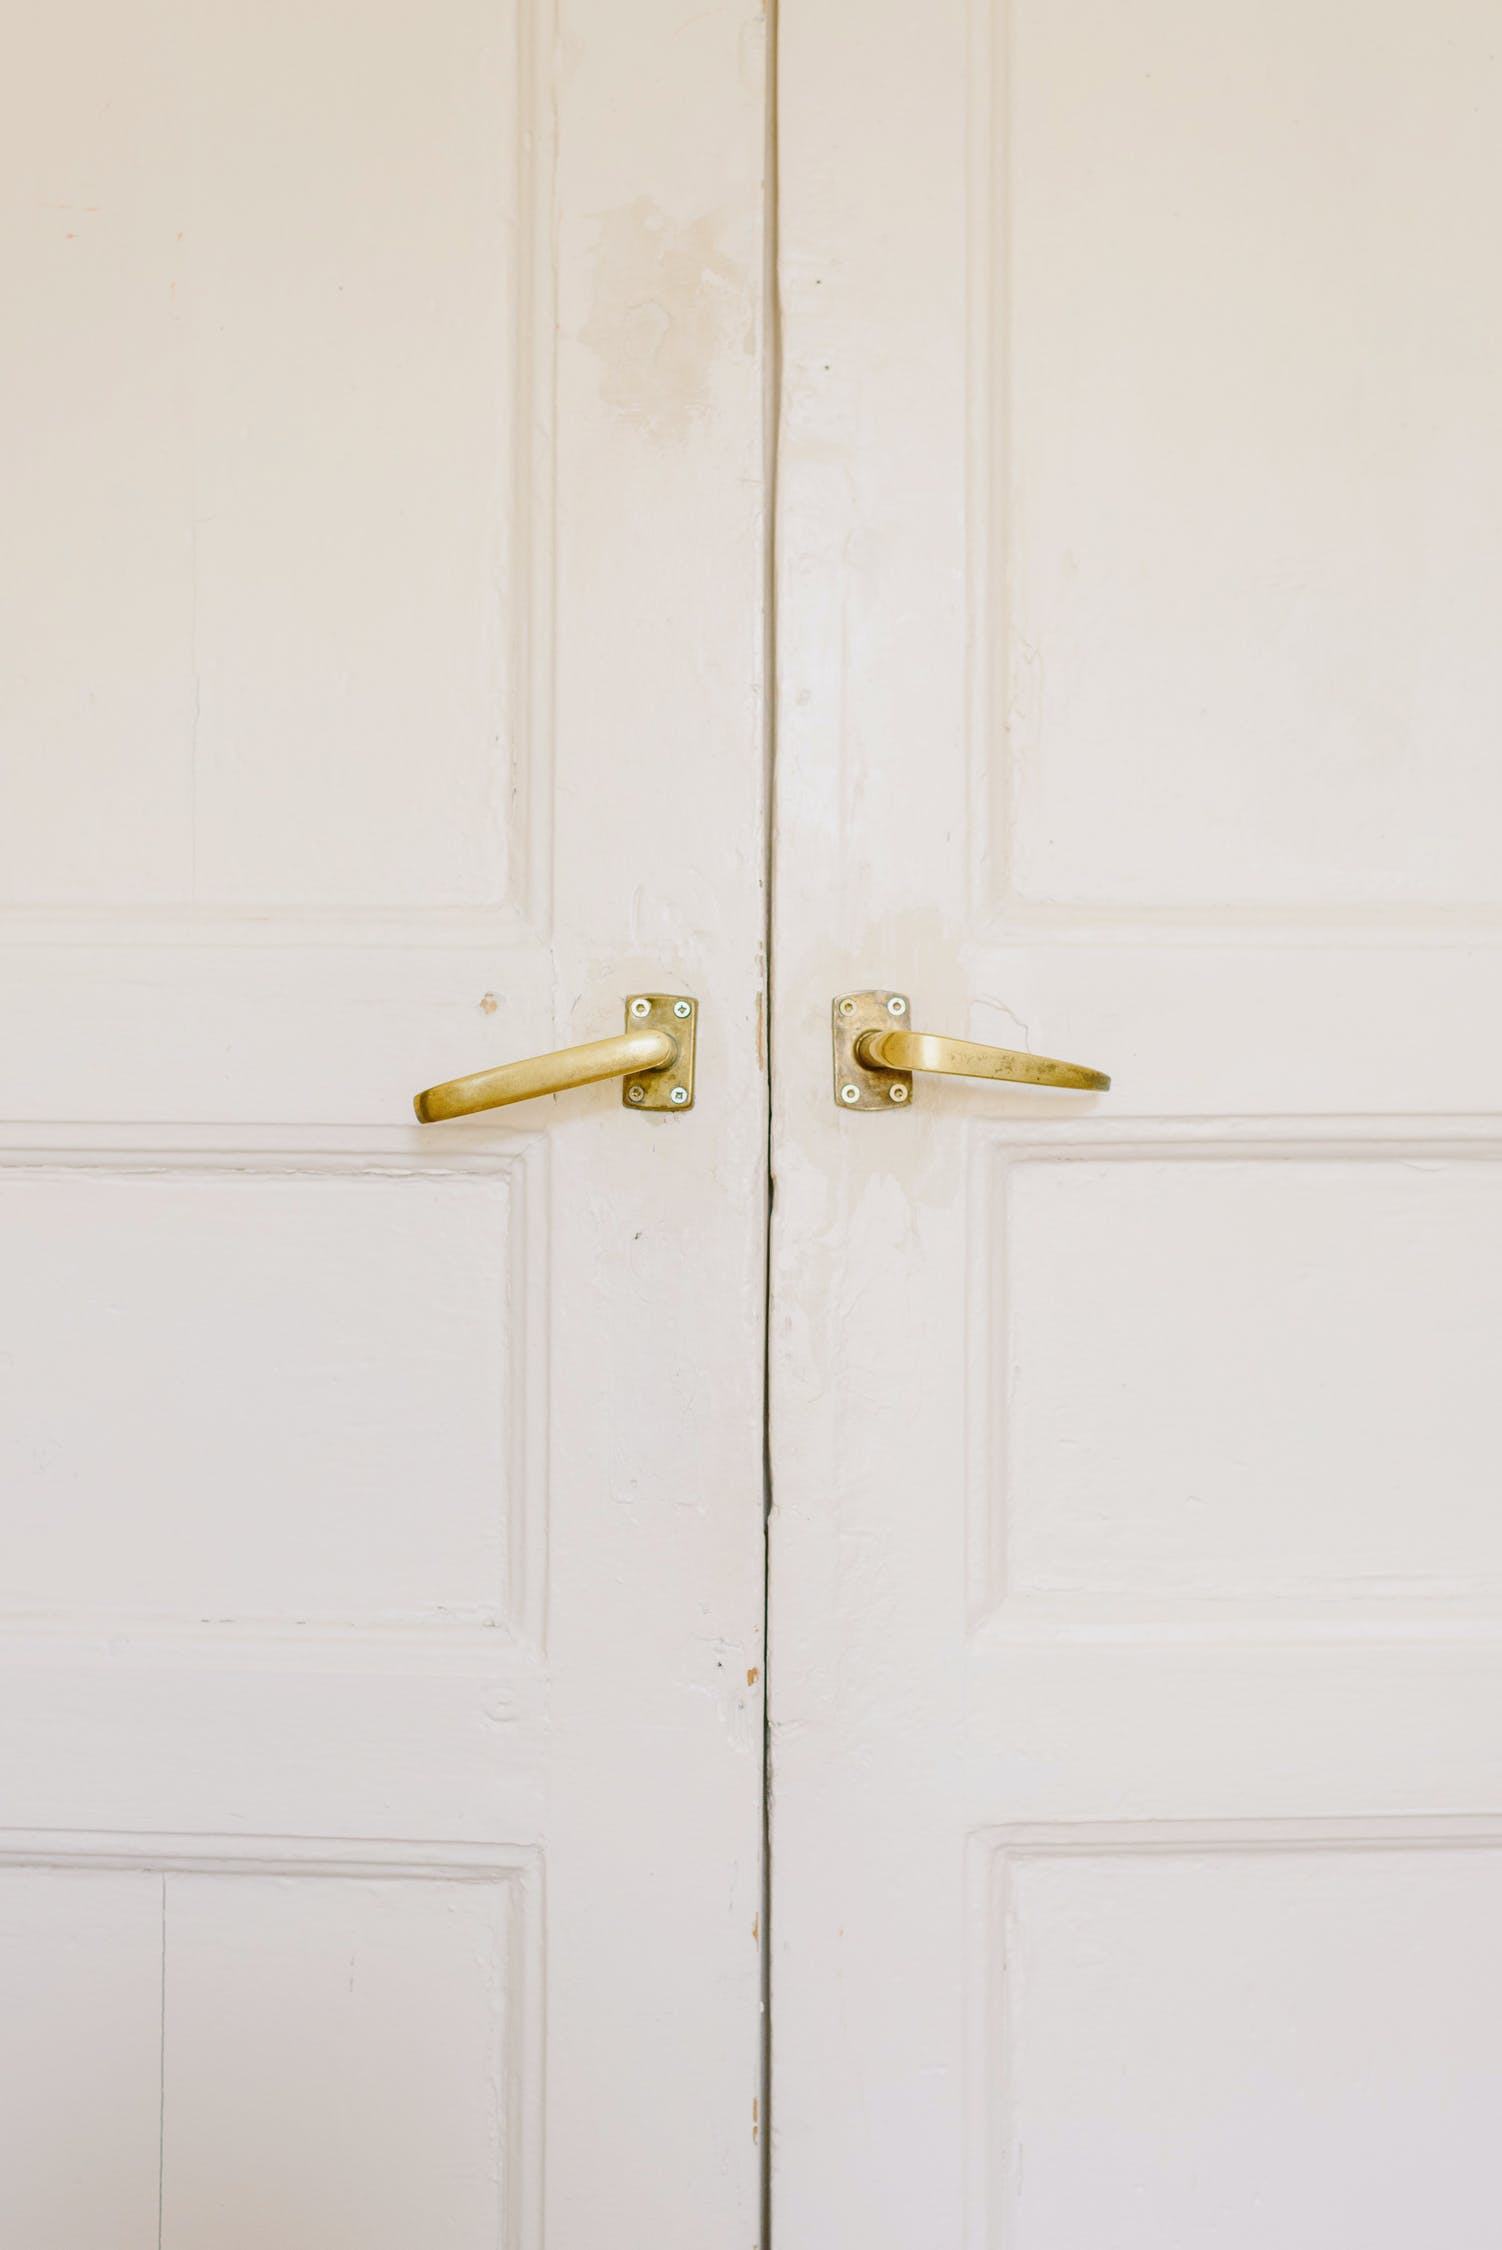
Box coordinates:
[415,994,697,1121]
[832,990,1108,1109]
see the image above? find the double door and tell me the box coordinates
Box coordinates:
[4,1,1502,2244]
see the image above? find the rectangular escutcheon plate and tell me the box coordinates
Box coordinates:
[623,994,697,1111]
[832,990,914,1110]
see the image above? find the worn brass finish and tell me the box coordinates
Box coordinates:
[620,992,697,1111]
[831,989,916,1110]
[414,995,697,1122]
[414,1028,673,1121]
[860,1027,1109,1092]
[833,990,1109,1107]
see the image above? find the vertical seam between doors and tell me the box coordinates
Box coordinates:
[759,0,781,2241]
[156,1871,168,2250]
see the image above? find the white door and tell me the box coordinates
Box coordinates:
[772,1,1502,2242]
[0,4,767,2244]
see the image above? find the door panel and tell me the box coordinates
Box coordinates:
[771,1,1502,2241]
[0,1870,164,2249]
[972,1827,1502,2249]
[986,1144,1502,1618]
[0,4,768,2243]
[0,1157,535,1627]
[3,0,532,924]
[159,1864,523,2249]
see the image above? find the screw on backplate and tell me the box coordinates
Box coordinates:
[889,1083,909,1103]
[670,1086,689,1105]
[628,1084,646,1102]
[840,1083,860,1105]
[630,997,652,1017]
[673,1000,692,1018]
[838,997,856,1016]
[887,995,907,1015]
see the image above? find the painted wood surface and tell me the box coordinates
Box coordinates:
[0,4,768,2243]
[770,2,1502,2242]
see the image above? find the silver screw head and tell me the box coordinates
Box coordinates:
[627,1084,646,1102]
[838,997,856,1016]
[888,1083,909,1104]
[629,997,652,1017]
[887,995,907,1015]
[673,1000,692,1018]
[839,1083,860,1105]
[670,1085,689,1105]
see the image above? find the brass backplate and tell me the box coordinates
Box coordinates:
[622,994,697,1111]
[832,990,914,1111]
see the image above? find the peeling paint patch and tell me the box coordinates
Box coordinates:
[580,198,745,443]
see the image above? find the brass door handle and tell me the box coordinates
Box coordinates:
[415,994,697,1121]
[832,990,1108,1108]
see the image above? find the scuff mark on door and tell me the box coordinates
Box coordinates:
[580,197,747,442]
